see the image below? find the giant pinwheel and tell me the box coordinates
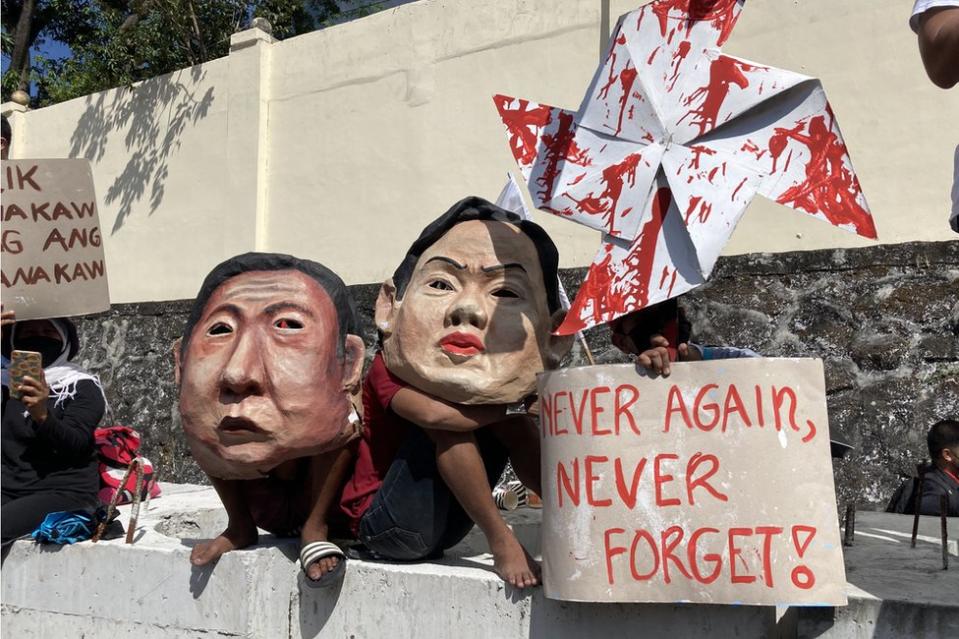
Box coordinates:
[494,0,877,335]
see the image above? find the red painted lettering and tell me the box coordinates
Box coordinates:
[604,528,627,585]
[693,384,720,430]
[590,386,612,435]
[687,527,722,584]
[660,526,692,584]
[722,385,751,431]
[754,526,783,587]
[664,385,692,432]
[629,529,660,581]
[614,456,647,509]
[585,455,612,507]
[654,453,681,507]
[557,458,580,507]
[728,528,756,584]
[685,452,728,505]
[615,383,641,435]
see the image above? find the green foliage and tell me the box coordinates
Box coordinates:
[1,0,344,107]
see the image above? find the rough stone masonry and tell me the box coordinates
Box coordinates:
[73,240,958,511]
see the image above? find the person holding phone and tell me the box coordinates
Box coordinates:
[1,306,106,548]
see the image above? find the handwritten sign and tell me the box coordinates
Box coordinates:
[538,359,846,605]
[1,159,110,320]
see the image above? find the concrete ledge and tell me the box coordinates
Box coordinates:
[3,485,957,638]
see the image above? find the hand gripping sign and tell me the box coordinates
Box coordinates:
[2,159,110,319]
[495,0,877,336]
[537,358,846,605]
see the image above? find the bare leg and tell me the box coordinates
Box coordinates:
[490,416,542,496]
[426,428,539,588]
[300,445,355,581]
[190,477,258,566]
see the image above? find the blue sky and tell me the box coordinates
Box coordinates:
[2,37,73,87]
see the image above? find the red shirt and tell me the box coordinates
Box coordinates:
[339,353,412,534]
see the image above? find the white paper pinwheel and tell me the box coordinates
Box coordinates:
[494,0,877,336]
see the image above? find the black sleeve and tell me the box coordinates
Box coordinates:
[917,476,952,517]
[885,479,913,514]
[33,379,105,457]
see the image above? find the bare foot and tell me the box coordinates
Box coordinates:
[300,523,339,582]
[190,526,257,566]
[489,531,540,589]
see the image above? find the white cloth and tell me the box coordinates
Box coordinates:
[910,1,959,233]
[688,343,760,361]
[1,320,106,409]
[910,0,959,32]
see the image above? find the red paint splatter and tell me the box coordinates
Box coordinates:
[731,176,748,201]
[687,144,717,170]
[769,122,803,173]
[666,268,679,297]
[595,30,642,136]
[659,265,672,288]
[493,95,553,166]
[740,139,767,160]
[685,195,703,223]
[560,188,674,334]
[668,40,693,92]
[680,56,755,137]
[650,0,742,47]
[535,111,590,202]
[562,152,645,234]
[770,109,877,239]
[696,199,713,222]
[648,46,661,65]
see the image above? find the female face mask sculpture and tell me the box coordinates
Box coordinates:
[176,258,364,480]
[377,218,571,404]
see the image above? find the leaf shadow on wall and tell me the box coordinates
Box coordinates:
[67,64,215,235]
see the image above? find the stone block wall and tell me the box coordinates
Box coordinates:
[73,240,958,508]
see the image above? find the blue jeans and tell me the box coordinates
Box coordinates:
[358,425,508,560]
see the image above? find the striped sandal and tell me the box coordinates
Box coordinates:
[299,540,347,589]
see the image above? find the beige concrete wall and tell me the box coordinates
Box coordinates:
[4,58,247,303]
[5,0,957,302]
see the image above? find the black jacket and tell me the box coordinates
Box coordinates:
[1,379,105,500]
[886,466,959,517]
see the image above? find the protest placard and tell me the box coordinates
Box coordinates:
[538,358,846,605]
[1,159,110,319]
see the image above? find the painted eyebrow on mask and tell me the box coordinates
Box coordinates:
[481,262,528,275]
[205,302,243,319]
[263,302,315,318]
[425,256,466,270]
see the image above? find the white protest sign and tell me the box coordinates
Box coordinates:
[1,159,110,319]
[538,358,846,605]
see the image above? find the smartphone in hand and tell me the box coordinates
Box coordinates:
[9,350,42,400]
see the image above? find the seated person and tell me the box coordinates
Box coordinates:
[887,419,959,517]
[2,308,107,547]
[339,197,571,589]
[609,297,757,376]
[176,253,365,586]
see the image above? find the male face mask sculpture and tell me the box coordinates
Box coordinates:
[377,216,571,404]
[177,257,364,480]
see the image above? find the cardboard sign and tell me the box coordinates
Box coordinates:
[1,159,110,319]
[538,358,846,605]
